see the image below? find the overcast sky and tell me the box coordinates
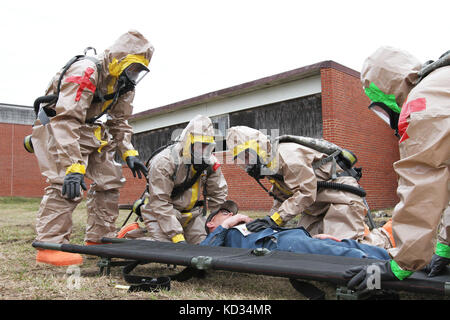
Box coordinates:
[1,0,448,114]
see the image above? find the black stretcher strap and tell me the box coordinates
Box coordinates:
[289,279,326,300]
[122,261,171,293]
[122,261,206,292]
[32,239,450,296]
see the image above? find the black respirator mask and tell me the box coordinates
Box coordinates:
[245,163,264,180]
[121,63,149,86]
[117,63,149,93]
[237,149,265,180]
[102,62,149,112]
[191,142,216,171]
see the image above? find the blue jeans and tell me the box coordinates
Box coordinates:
[262,228,390,260]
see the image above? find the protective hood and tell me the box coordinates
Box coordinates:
[361,46,422,111]
[174,115,216,165]
[101,29,154,75]
[96,30,154,105]
[226,126,272,165]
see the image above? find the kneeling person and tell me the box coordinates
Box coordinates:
[125,115,228,244]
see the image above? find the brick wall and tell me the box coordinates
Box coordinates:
[214,152,274,212]
[320,68,400,209]
[0,122,148,204]
[0,123,47,198]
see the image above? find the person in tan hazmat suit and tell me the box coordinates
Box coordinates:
[121,115,228,244]
[31,30,154,266]
[344,46,450,290]
[226,126,394,249]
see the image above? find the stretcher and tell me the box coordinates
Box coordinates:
[32,238,450,300]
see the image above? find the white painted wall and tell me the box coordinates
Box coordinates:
[131,74,322,133]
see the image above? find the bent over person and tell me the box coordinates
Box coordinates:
[32,30,153,266]
[226,126,394,249]
[121,115,228,244]
[344,46,450,290]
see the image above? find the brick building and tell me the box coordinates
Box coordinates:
[129,60,400,210]
[0,60,400,211]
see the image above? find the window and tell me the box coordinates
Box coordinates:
[210,114,229,152]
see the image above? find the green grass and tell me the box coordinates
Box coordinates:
[0,196,447,300]
[0,196,42,204]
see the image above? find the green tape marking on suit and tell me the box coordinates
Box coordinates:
[365,82,401,113]
[436,242,450,259]
[390,260,414,280]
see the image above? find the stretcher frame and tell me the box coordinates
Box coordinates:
[32,238,450,300]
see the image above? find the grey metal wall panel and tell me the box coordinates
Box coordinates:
[0,104,35,125]
[229,93,322,139]
[129,93,322,162]
[128,122,187,163]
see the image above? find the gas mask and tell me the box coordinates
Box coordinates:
[191,140,216,172]
[245,163,263,180]
[119,62,149,87]
[235,148,264,179]
[368,102,400,137]
[87,56,150,124]
[245,160,278,180]
[114,62,149,97]
[364,82,401,137]
[108,54,150,93]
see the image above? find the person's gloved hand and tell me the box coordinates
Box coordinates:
[343,260,402,291]
[246,215,279,232]
[62,173,87,199]
[423,254,450,277]
[172,234,186,244]
[126,156,148,179]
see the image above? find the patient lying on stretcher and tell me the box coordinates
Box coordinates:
[200,201,390,261]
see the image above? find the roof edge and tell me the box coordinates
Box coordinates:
[0,103,33,109]
[130,60,359,121]
[320,60,361,78]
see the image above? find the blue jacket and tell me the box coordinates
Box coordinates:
[200,225,390,260]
